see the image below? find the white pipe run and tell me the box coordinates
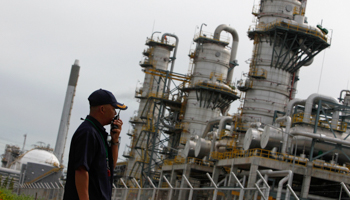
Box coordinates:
[213,24,239,84]
[302,93,339,125]
[268,170,293,200]
[161,33,178,73]
[209,116,233,157]
[290,127,350,147]
[202,117,223,138]
[286,98,305,117]
[275,116,291,154]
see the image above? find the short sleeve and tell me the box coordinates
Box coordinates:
[71,128,97,171]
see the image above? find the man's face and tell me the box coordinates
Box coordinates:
[102,104,116,125]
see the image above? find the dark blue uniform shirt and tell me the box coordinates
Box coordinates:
[63,115,113,200]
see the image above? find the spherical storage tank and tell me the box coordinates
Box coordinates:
[10,149,60,171]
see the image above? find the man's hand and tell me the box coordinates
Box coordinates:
[111,119,123,142]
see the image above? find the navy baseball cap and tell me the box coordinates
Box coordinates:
[88,89,128,110]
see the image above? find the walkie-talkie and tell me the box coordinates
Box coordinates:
[111,110,121,132]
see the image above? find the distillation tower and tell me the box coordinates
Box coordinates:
[119,1,350,199]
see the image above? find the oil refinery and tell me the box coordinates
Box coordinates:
[1,0,350,199]
[116,0,350,199]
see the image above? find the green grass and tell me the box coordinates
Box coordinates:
[0,188,35,200]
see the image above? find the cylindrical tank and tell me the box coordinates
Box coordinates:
[243,128,262,150]
[195,138,212,158]
[241,0,310,126]
[182,91,221,136]
[258,0,302,24]
[192,43,231,84]
[126,40,173,177]
[182,41,230,138]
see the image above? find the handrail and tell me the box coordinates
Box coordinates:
[193,30,231,44]
[249,19,329,43]
[292,113,347,132]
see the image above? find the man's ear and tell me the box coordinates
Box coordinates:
[100,105,105,113]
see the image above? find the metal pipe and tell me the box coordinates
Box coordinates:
[210,116,233,157]
[202,117,223,138]
[290,127,350,147]
[151,31,161,40]
[199,23,207,37]
[286,98,305,117]
[303,93,339,124]
[213,24,239,85]
[276,176,289,200]
[275,116,291,154]
[161,33,178,74]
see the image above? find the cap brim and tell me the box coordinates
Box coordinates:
[112,102,128,110]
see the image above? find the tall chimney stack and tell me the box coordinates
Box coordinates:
[54,60,80,165]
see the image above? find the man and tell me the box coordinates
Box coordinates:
[63,89,127,200]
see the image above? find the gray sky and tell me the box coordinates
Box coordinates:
[0,0,349,167]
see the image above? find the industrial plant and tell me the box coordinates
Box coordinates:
[116,0,350,199]
[1,0,350,199]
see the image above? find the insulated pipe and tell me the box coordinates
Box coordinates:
[339,90,350,103]
[209,116,233,158]
[275,116,291,154]
[217,116,234,138]
[161,33,178,74]
[277,176,290,200]
[161,33,179,97]
[238,169,292,199]
[213,24,239,85]
[202,117,223,138]
[286,98,305,117]
[290,70,301,100]
[290,127,350,147]
[267,170,293,200]
[302,93,339,124]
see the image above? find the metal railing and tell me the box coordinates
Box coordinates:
[193,30,231,44]
[163,156,214,167]
[292,113,347,132]
[211,148,309,167]
[249,19,329,43]
[248,68,267,79]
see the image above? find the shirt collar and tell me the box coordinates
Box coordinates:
[86,115,108,137]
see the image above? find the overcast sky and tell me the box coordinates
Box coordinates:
[1,0,349,168]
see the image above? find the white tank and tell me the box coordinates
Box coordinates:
[182,41,231,138]
[126,39,174,177]
[192,43,231,84]
[10,149,60,171]
[258,0,301,24]
[241,0,313,126]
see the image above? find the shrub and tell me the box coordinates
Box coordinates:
[0,188,35,200]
